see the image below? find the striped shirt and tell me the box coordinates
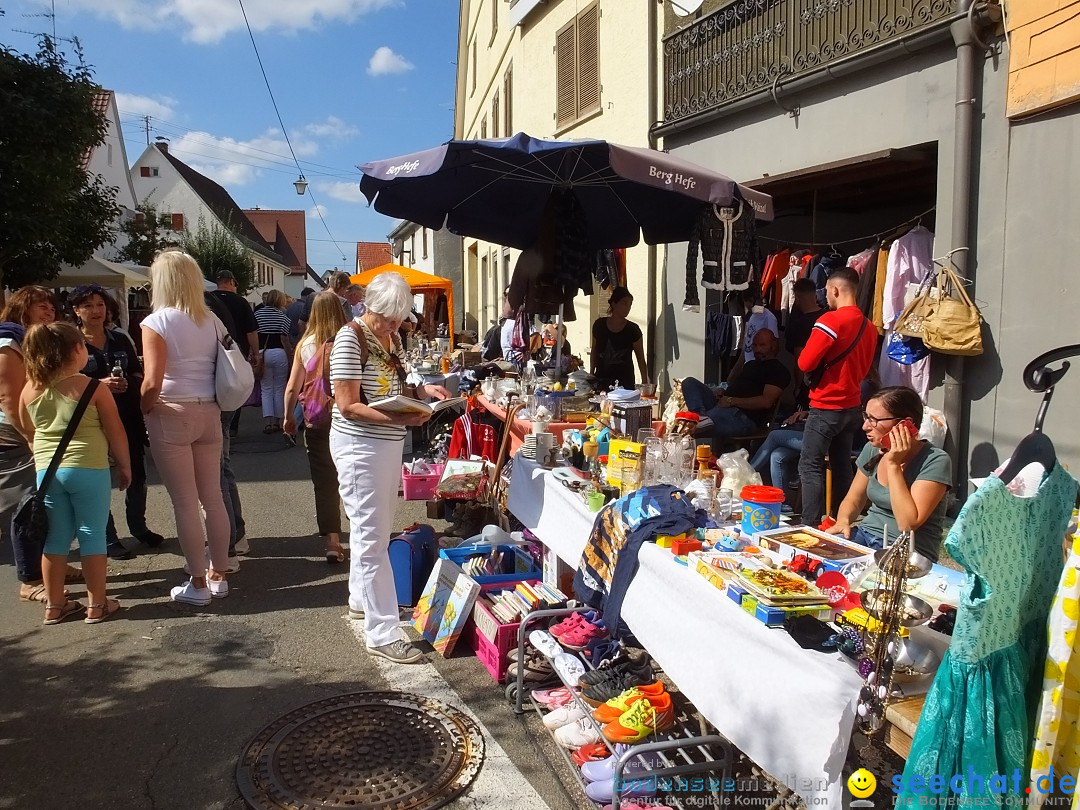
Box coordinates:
[255,306,291,352]
[329,319,405,441]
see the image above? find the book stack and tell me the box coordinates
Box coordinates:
[462,549,505,578]
[482,581,567,624]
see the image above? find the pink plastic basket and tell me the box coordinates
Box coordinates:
[401,463,445,501]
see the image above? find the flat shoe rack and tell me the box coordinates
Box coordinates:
[511,606,734,810]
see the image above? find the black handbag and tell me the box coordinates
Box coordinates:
[11,379,100,547]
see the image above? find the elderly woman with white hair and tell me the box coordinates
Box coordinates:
[329,271,449,664]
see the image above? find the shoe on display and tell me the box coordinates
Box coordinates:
[170,578,212,607]
[552,652,586,685]
[585,773,658,805]
[366,639,424,664]
[560,619,609,651]
[552,717,602,749]
[579,649,653,687]
[582,672,657,706]
[572,742,610,767]
[528,629,562,658]
[542,702,587,730]
[581,744,657,782]
[602,694,675,744]
[507,654,555,684]
[592,682,668,723]
[531,686,573,707]
[583,637,621,664]
[207,576,229,599]
[549,611,591,639]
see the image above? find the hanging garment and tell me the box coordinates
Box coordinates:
[808,254,846,308]
[856,243,882,321]
[879,332,931,401]
[872,247,890,335]
[847,248,875,276]
[882,225,935,329]
[683,201,757,311]
[729,314,744,358]
[448,406,498,461]
[900,464,1078,804]
[593,249,618,290]
[1029,531,1080,809]
[551,189,593,299]
[743,306,779,363]
[507,246,578,321]
[574,485,708,638]
[706,311,734,356]
[760,249,790,310]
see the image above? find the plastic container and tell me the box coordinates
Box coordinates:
[740,485,785,535]
[401,463,445,501]
[438,543,541,585]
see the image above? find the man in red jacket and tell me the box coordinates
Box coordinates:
[796,267,876,525]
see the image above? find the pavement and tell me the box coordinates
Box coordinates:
[0,413,589,810]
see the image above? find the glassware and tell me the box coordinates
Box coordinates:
[636,427,657,444]
[716,488,734,522]
[643,437,663,486]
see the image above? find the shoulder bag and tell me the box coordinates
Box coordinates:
[806,315,868,389]
[212,315,255,411]
[894,266,983,356]
[12,379,100,548]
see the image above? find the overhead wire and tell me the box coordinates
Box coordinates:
[235,0,349,267]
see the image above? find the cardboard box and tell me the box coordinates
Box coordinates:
[605,439,643,488]
[452,348,483,368]
[753,525,874,580]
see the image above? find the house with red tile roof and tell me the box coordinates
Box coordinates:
[243,208,314,298]
[130,141,291,302]
[356,241,392,274]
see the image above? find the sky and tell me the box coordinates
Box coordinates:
[0,0,461,275]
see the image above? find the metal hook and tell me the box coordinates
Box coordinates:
[770,72,800,119]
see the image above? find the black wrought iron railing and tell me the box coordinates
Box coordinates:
[663,0,956,124]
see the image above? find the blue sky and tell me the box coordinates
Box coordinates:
[0,0,460,274]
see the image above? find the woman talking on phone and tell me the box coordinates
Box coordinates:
[827,386,951,560]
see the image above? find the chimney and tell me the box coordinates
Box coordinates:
[154,137,169,154]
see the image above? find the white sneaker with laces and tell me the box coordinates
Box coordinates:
[366,639,424,664]
[553,717,602,749]
[542,702,586,730]
[207,576,229,599]
[170,578,212,606]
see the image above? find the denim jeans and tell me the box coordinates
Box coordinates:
[749,428,804,500]
[680,377,757,451]
[797,406,863,525]
[851,525,884,550]
[105,423,150,543]
[219,410,245,548]
[1,443,41,582]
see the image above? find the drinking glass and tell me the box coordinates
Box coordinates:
[636,427,657,444]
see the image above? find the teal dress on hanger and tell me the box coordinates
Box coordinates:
[899,463,1077,803]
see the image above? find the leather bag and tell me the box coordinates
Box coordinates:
[895,266,983,356]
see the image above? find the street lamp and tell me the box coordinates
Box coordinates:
[293,174,308,195]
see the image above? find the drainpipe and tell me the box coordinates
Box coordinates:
[646,0,660,385]
[944,0,995,488]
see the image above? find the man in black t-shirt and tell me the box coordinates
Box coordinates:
[681,329,791,450]
[785,278,826,359]
[212,270,259,361]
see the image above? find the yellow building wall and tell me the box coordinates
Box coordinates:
[456,0,656,370]
[1007,0,1080,118]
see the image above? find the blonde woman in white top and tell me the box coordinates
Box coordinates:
[141,251,231,607]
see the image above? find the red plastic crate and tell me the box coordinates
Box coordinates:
[467,582,545,683]
[401,463,444,501]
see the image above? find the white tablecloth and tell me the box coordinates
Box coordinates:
[507,455,862,808]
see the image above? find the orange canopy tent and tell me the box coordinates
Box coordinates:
[351,263,455,348]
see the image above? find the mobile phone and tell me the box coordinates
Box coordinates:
[881,418,919,450]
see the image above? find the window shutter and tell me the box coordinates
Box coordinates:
[481,115,488,139]
[504,65,513,135]
[492,91,500,139]
[140,166,151,177]
[171,213,185,231]
[577,4,600,116]
[555,21,577,128]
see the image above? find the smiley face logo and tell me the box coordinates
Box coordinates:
[848,769,876,798]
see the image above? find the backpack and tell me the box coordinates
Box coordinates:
[481,318,505,361]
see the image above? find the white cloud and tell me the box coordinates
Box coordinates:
[315,180,365,203]
[114,92,178,120]
[303,116,360,141]
[166,127,319,187]
[367,46,414,76]
[63,0,401,45]
[308,204,329,220]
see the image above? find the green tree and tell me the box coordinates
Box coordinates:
[180,216,254,294]
[116,199,181,267]
[0,36,121,289]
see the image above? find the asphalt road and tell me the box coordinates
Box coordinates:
[0,413,588,810]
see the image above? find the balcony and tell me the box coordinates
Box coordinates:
[663,0,957,125]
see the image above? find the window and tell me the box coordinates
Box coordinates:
[481,115,488,140]
[151,166,159,177]
[422,227,429,259]
[171,213,185,231]
[140,166,150,177]
[492,91,500,139]
[410,234,416,265]
[503,65,513,136]
[107,144,113,166]
[555,3,600,130]
[502,250,511,295]
[470,38,477,96]
[480,253,489,320]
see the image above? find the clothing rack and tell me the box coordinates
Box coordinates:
[756,205,937,250]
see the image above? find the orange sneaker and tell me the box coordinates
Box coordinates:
[591,681,668,723]
[602,693,675,744]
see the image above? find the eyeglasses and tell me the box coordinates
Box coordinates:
[862,411,904,427]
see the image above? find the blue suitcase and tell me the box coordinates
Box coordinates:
[389,523,438,607]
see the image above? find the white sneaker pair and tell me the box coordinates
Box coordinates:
[183,551,239,575]
[170,576,228,606]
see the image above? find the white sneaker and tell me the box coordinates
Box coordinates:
[552,717,601,749]
[184,550,240,575]
[207,576,229,599]
[234,536,250,555]
[543,702,586,730]
[170,579,211,606]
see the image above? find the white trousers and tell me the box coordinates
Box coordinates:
[260,347,289,419]
[330,428,403,647]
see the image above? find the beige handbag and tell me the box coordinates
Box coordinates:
[894,266,983,356]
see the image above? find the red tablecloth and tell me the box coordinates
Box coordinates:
[476,394,664,454]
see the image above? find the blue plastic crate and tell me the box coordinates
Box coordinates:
[438,543,541,585]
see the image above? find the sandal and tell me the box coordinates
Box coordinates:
[43,600,85,625]
[84,599,121,624]
[21,584,71,603]
[64,566,84,584]
[325,545,346,564]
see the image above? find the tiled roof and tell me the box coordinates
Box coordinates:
[244,209,307,274]
[356,241,392,273]
[83,90,113,170]
[156,144,283,264]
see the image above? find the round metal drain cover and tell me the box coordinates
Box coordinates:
[237,691,485,809]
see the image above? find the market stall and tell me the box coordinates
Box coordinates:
[351,262,455,348]
[53,256,151,329]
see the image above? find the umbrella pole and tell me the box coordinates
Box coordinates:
[554,303,564,376]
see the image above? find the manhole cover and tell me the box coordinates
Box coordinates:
[237,691,485,809]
